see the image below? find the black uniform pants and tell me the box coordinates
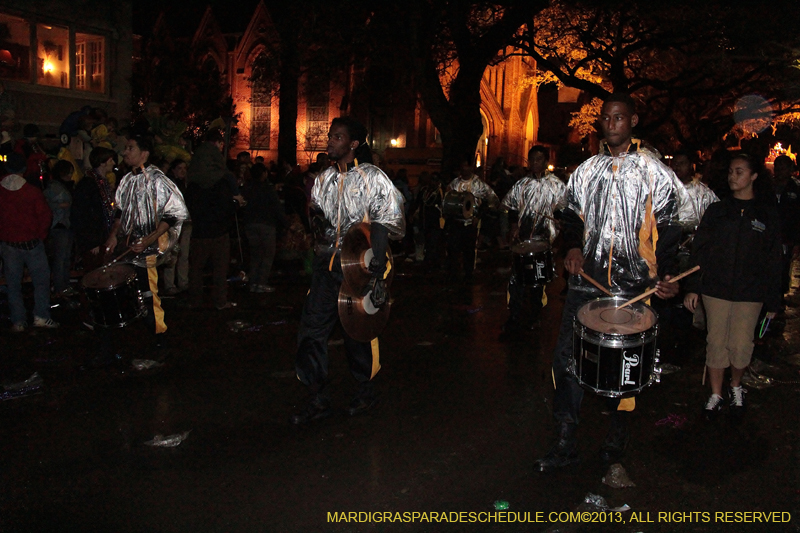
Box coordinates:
[295,251,376,398]
[446,219,478,278]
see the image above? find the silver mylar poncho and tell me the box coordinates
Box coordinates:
[115,165,188,267]
[566,142,697,296]
[311,162,405,247]
[446,175,500,208]
[684,179,719,225]
[501,172,566,243]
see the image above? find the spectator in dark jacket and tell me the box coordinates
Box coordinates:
[242,164,286,293]
[186,131,237,310]
[684,153,781,421]
[0,153,57,331]
[71,147,116,273]
[44,160,75,296]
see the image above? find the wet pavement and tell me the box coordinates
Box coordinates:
[1,249,799,532]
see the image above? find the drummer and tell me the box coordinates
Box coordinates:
[103,134,188,357]
[500,145,565,336]
[534,93,696,472]
[445,159,499,283]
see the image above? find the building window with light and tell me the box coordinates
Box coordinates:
[305,77,329,151]
[75,33,104,93]
[37,23,69,88]
[0,15,31,82]
[250,52,271,150]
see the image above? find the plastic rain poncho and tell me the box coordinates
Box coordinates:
[684,179,719,225]
[115,165,188,267]
[501,172,566,243]
[565,142,697,296]
[447,175,499,209]
[311,162,405,247]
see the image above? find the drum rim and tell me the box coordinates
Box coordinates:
[81,265,137,290]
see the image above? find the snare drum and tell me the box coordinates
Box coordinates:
[81,264,144,328]
[571,297,660,397]
[511,239,554,286]
[442,191,475,219]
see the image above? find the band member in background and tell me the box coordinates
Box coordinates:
[771,155,800,299]
[445,160,499,283]
[672,149,719,228]
[501,146,565,336]
[292,117,405,425]
[534,94,695,472]
[104,135,188,354]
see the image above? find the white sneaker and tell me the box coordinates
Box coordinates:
[11,322,26,333]
[33,316,59,329]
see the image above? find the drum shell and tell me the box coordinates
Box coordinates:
[570,297,660,397]
[81,266,144,328]
[442,191,474,219]
[511,240,554,286]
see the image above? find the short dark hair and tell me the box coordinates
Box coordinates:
[672,148,694,162]
[774,154,794,168]
[205,129,224,144]
[603,93,637,115]
[90,147,117,169]
[528,145,549,162]
[53,159,74,179]
[130,134,154,155]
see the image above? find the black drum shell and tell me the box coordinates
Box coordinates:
[81,265,143,328]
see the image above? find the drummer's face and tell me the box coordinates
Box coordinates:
[531,152,547,175]
[327,124,356,162]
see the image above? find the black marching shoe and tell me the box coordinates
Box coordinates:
[534,422,579,472]
[347,382,378,416]
[290,396,332,425]
[347,395,379,416]
[599,412,630,463]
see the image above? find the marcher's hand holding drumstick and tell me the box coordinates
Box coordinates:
[655,274,680,299]
[564,247,584,275]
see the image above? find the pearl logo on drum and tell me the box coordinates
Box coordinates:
[622,351,640,386]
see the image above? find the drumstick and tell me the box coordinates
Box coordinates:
[578,270,614,297]
[616,265,701,310]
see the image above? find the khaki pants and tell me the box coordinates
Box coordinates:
[702,295,762,369]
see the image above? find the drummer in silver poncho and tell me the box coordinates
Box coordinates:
[534,94,696,473]
[291,117,405,425]
[104,134,188,351]
[500,145,565,335]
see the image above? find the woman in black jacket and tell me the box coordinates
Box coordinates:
[684,153,781,420]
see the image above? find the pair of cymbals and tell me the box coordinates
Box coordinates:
[338,223,394,342]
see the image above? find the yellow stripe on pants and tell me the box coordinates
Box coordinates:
[370,338,381,379]
[147,264,167,334]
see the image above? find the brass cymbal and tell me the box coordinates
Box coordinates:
[340,222,395,290]
[338,280,391,343]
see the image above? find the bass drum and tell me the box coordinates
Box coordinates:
[442,191,475,219]
[81,264,144,328]
[571,297,660,397]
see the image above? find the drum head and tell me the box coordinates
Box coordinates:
[512,239,550,254]
[82,264,136,289]
[577,297,657,335]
